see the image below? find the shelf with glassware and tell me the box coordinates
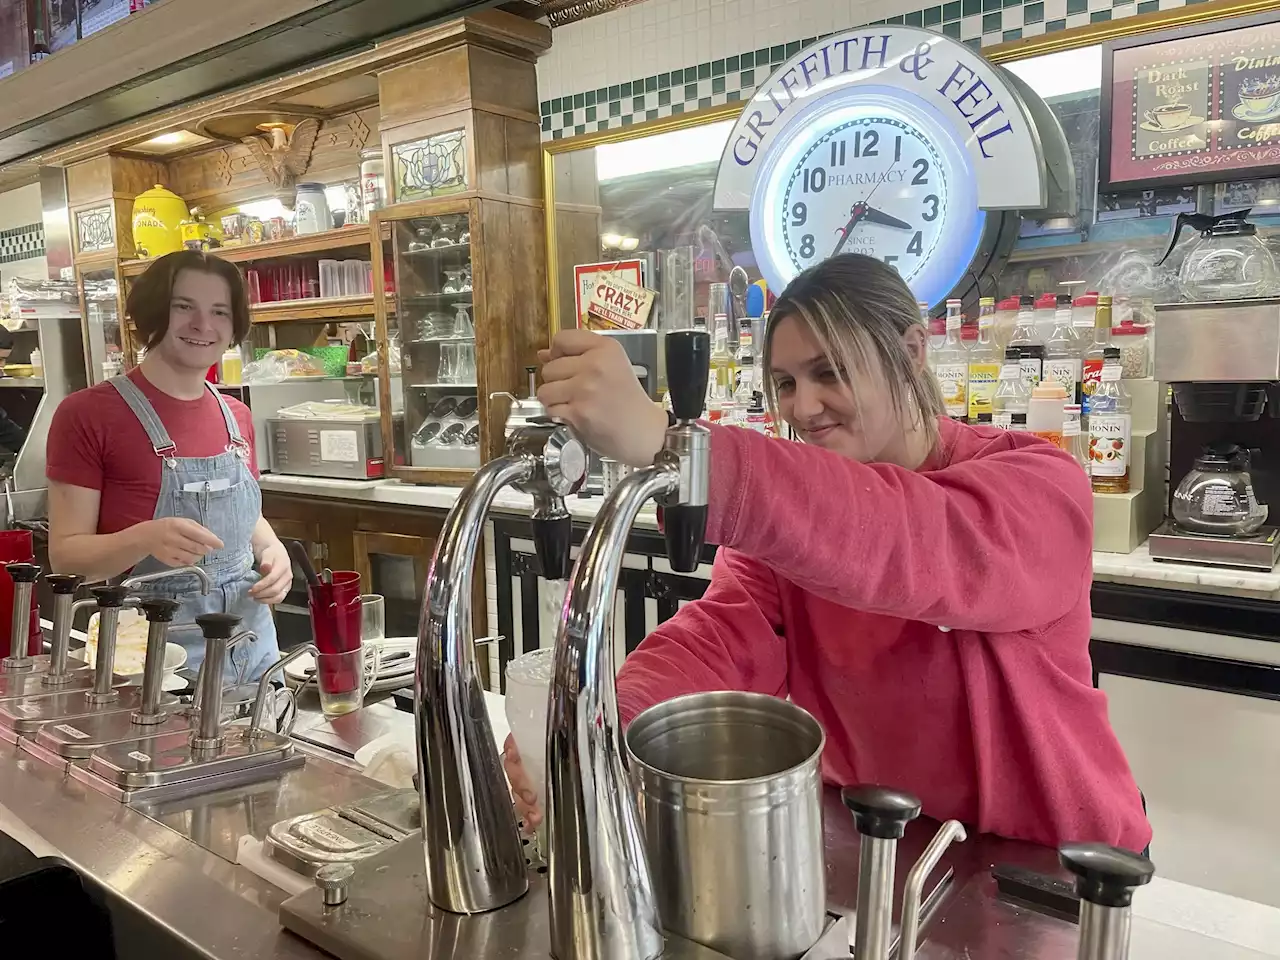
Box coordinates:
[371,199,481,485]
[370,194,548,487]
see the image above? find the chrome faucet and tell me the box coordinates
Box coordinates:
[416,418,587,914]
[545,329,711,960]
[122,566,213,595]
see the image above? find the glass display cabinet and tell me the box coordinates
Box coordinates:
[73,258,125,386]
[373,197,546,486]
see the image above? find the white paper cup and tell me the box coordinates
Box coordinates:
[504,647,555,811]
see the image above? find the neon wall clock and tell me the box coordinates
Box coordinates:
[714,27,1073,309]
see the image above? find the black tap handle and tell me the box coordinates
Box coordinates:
[841,784,923,840]
[90,585,130,607]
[665,329,710,421]
[1059,844,1155,909]
[532,515,573,581]
[662,505,707,574]
[45,574,84,595]
[195,612,242,639]
[138,598,182,623]
[5,563,40,584]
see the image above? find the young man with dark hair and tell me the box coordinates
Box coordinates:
[45,251,290,680]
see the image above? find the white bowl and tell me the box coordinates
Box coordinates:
[72,641,187,690]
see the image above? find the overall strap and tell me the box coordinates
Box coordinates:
[108,375,176,457]
[205,381,247,447]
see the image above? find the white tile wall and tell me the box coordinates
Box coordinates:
[538,0,1197,139]
[0,183,47,284]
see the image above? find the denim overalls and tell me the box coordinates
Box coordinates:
[109,375,279,682]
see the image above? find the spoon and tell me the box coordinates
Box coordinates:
[729,265,749,324]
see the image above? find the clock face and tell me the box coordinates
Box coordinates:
[750,96,988,308]
[778,117,947,283]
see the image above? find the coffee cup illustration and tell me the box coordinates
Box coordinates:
[1238,76,1280,118]
[1144,102,1193,130]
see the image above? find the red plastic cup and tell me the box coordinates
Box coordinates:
[0,531,39,657]
[308,571,362,695]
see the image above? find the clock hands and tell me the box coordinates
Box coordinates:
[832,202,869,257]
[830,158,907,257]
[862,207,912,230]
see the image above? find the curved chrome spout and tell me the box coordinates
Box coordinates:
[546,464,680,960]
[123,565,213,595]
[416,455,536,915]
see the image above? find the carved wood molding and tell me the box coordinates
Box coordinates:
[24,10,549,171]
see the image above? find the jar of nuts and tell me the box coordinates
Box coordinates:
[1110,319,1151,379]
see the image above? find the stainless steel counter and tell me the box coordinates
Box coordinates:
[0,739,374,958]
[1,714,1275,960]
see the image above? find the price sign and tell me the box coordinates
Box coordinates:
[586,272,655,331]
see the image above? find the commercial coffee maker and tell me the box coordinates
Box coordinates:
[1150,297,1280,570]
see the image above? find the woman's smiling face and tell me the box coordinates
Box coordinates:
[768,313,905,462]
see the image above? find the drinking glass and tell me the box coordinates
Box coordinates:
[456,342,476,384]
[438,342,459,384]
[504,647,554,825]
[361,594,385,645]
[308,571,362,700]
[316,645,382,718]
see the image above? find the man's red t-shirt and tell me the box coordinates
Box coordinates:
[46,369,259,536]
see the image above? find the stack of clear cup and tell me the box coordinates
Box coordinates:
[504,646,555,850]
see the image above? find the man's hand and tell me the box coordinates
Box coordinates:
[139,517,223,568]
[538,329,668,467]
[250,538,293,604]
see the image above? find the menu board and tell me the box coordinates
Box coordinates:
[1101,10,1280,191]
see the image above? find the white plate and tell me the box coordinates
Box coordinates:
[284,636,416,694]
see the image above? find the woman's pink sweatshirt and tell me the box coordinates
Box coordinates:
[617,417,1152,852]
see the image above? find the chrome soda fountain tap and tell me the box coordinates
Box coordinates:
[416,418,587,914]
[2,563,40,673]
[546,329,711,960]
[1060,844,1155,960]
[841,785,967,960]
[42,574,84,686]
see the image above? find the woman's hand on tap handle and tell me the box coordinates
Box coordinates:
[502,734,542,833]
[538,329,668,468]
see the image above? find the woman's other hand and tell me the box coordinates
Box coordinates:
[538,329,668,468]
[502,733,542,833]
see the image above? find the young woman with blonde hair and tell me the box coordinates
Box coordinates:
[505,252,1151,853]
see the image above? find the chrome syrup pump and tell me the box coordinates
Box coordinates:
[545,328,711,960]
[843,785,1154,960]
[415,416,587,914]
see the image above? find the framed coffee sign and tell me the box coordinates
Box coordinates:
[1100,9,1280,192]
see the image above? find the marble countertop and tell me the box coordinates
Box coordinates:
[259,473,660,530]
[259,474,1280,598]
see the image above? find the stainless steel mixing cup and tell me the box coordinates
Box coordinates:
[626,691,826,960]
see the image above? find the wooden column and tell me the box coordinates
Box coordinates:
[376,11,553,463]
